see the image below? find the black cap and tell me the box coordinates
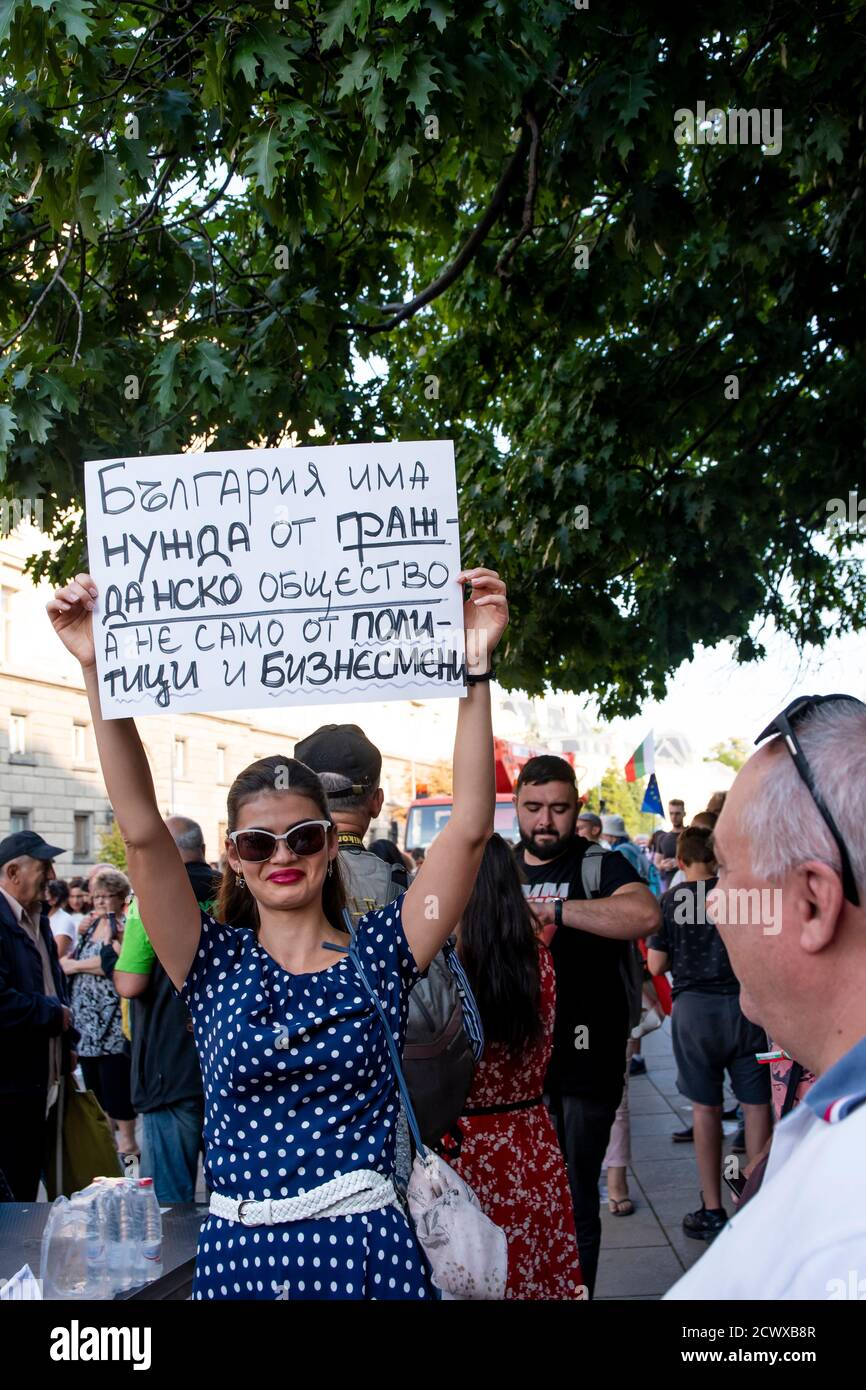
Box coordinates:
[0,831,66,870]
[294,724,382,798]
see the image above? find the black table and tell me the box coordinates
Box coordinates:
[0,1201,207,1300]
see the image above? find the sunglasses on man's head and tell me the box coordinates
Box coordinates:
[228,820,332,863]
[755,693,866,907]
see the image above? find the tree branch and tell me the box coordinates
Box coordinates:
[57,274,84,364]
[495,108,542,278]
[353,123,533,335]
[0,226,75,351]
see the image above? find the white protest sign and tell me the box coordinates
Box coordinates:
[83,441,466,719]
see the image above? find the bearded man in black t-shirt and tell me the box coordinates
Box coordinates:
[513,755,660,1298]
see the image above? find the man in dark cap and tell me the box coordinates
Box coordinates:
[294,724,408,918]
[0,831,79,1200]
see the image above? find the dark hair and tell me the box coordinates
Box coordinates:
[458,834,542,1052]
[669,799,685,809]
[215,756,348,933]
[705,791,727,816]
[676,825,716,867]
[47,879,69,908]
[689,810,717,831]
[515,755,576,793]
[368,839,405,868]
[68,876,88,891]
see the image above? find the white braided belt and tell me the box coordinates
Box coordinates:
[209,1169,400,1226]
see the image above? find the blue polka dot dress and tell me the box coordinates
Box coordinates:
[180,892,434,1300]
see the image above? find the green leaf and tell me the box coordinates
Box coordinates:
[363,69,388,134]
[80,152,125,221]
[424,0,450,30]
[0,0,21,45]
[231,36,260,85]
[50,0,95,44]
[241,124,284,195]
[251,22,298,85]
[149,341,182,415]
[384,141,416,197]
[382,0,422,19]
[201,32,227,111]
[193,341,230,389]
[402,54,440,112]
[0,404,17,461]
[299,129,340,177]
[616,70,654,126]
[116,135,152,181]
[232,24,300,87]
[319,0,356,49]
[43,373,79,413]
[380,43,408,83]
[15,398,52,444]
[810,115,846,164]
[337,45,372,99]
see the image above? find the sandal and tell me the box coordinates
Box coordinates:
[608,1197,635,1216]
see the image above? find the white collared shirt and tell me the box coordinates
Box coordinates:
[665,1034,866,1300]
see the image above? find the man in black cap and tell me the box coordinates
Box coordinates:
[294,724,408,918]
[0,831,79,1200]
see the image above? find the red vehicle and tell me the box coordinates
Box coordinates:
[404,739,578,851]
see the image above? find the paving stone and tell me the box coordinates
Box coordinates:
[628,1112,687,1136]
[598,1203,670,1249]
[595,1020,742,1299]
[594,1244,686,1299]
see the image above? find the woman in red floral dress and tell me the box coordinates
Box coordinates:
[443,834,586,1300]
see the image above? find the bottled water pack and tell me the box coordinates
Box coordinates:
[41,1176,163,1300]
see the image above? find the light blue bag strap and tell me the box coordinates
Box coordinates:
[323,909,428,1159]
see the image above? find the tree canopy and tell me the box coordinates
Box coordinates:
[1,0,864,714]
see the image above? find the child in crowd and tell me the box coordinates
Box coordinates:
[647,826,772,1240]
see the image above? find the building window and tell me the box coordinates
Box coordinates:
[174,737,186,779]
[0,587,13,665]
[216,745,226,784]
[217,819,227,856]
[73,813,92,861]
[73,722,87,763]
[10,809,30,834]
[9,712,27,755]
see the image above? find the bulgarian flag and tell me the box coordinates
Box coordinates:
[625,731,655,783]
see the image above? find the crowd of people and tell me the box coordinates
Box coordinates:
[0,565,863,1304]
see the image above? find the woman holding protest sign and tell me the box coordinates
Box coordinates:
[47,565,507,1301]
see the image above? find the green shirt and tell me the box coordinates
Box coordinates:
[115,897,155,975]
[116,890,217,974]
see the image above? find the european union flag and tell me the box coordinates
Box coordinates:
[641,771,664,816]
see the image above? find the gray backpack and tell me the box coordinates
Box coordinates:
[339,846,407,923]
[580,843,644,1031]
[339,846,478,1155]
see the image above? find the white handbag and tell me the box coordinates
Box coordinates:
[340,915,508,1301]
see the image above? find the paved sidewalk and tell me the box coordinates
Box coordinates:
[595,1016,740,1300]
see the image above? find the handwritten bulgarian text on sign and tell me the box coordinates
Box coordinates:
[84,441,466,718]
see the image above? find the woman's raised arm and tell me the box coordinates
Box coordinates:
[47,573,200,990]
[401,568,508,971]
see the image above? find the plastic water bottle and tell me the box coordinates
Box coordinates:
[135,1178,163,1282]
[82,1190,110,1298]
[103,1178,139,1293]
